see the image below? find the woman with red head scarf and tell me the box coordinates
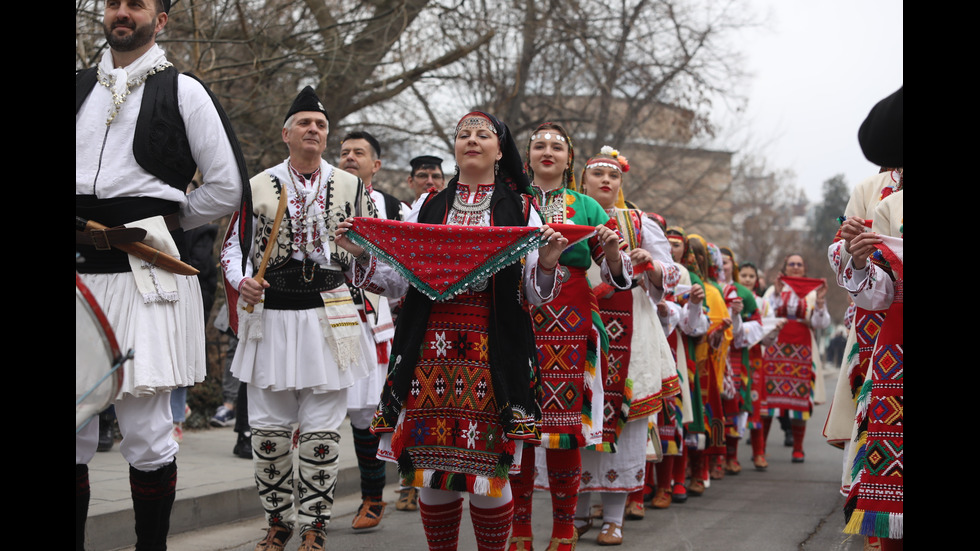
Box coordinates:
[337,112,569,551]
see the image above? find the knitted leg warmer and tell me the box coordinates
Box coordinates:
[673,448,688,487]
[470,499,514,551]
[750,427,766,457]
[726,435,739,460]
[689,449,704,482]
[545,448,581,542]
[419,497,464,551]
[130,460,177,551]
[655,456,673,494]
[791,421,806,454]
[351,426,386,501]
[509,445,536,539]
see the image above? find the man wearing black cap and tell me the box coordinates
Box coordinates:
[76,1,250,549]
[407,155,446,203]
[220,86,378,551]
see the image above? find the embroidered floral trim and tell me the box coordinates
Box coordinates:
[97,62,173,126]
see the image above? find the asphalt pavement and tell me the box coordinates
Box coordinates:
[85,372,865,551]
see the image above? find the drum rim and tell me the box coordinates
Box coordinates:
[76,272,125,406]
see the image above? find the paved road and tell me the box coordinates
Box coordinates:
[112,375,863,551]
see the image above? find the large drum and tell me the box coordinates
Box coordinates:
[76,272,127,432]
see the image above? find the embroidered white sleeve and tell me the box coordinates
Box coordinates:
[219,212,254,291]
[734,319,764,349]
[842,261,894,312]
[680,302,709,337]
[525,209,560,305]
[600,250,633,290]
[660,301,682,337]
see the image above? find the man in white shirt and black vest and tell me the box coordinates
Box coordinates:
[75,1,250,549]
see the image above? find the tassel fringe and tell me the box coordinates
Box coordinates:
[844,509,903,539]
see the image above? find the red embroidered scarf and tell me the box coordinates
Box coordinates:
[346,218,595,301]
[780,275,825,299]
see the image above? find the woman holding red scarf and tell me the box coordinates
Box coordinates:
[509,123,632,551]
[759,254,829,464]
[336,111,569,551]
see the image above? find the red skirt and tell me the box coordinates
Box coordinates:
[530,267,601,449]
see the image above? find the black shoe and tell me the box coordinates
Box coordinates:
[233,431,252,459]
[783,431,794,447]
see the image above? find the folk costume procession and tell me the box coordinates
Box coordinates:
[75,3,902,549]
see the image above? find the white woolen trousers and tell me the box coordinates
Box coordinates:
[247,385,348,432]
[75,391,177,471]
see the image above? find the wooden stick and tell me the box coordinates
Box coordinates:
[244,186,289,313]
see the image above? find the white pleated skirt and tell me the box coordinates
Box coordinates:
[79,272,206,397]
[346,330,387,410]
[231,307,372,393]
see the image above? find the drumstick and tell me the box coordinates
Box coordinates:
[244,187,289,313]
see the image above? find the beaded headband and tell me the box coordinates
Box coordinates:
[524,122,577,191]
[454,113,498,138]
[582,146,631,209]
[588,145,631,173]
[584,161,621,172]
[530,131,566,142]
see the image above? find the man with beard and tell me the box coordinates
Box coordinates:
[76,1,249,549]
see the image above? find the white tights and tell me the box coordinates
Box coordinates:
[575,491,627,526]
[418,483,513,509]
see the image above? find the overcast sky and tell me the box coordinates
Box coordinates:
[728,1,903,201]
